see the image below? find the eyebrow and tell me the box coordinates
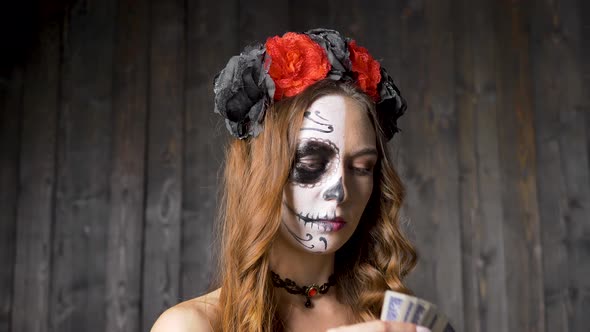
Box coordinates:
[349,147,378,159]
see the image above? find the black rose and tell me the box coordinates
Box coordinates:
[213,44,275,139]
[376,68,407,140]
[305,28,352,81]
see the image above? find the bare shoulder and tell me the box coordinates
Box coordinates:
[150,289,221,332]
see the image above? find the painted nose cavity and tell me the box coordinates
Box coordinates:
[322,177,345,203]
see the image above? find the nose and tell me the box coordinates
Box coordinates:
[322,176,345,203]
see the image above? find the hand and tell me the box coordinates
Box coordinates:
[326,320,432,332]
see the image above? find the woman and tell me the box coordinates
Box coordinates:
[151,29,426,332]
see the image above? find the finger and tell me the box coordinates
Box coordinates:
[327,320,385,332]
[326,321,417,332]
[416,326,432,332]
[387,322,418,332]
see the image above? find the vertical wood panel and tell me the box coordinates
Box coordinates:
[239,0,289,43]
[578,11,590,326]
[531,0,590,331]
[2,1,590,331]
[0,67,22,332]
[583,0,590,174]
[11,22,60,332]
[395,0,464,329]
[530,1,573,331]
[142,0,185,328]
[454,0,508,331]
[288,0,379,42]
[493,1,544,331]
[50,0,115,330]
[105,0,149,331]
[181,0,238,299]
[288,0,334,32]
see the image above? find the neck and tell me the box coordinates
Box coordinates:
[269,238,335,286]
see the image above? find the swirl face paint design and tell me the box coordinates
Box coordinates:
[301,111,334,133]
[283,222,316,249]
[280,95,377,254]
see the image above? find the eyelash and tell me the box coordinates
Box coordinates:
[297,162,324,171]
[350,166,373,176]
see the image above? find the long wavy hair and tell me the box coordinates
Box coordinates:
[214,80,417,331]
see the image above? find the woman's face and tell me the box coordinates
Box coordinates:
[280,94,377,254]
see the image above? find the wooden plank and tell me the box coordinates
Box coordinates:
[141,0,184,328]
[493,1,545,331]
[583,0,590,197]
[454,0,508,331]
[49,0,116,331]
[181,0,238,300]
[0,67,23,332]
[11,22,60,332]
[408,1,463,329]
[287,0,334,33]
[238,0,289,43]
[288,0,388,44]
[105,0,149,331]
[530,1,590,330]
[379,1,464,329]
[530,1,574,331]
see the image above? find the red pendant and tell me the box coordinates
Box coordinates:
[306,286,319,297]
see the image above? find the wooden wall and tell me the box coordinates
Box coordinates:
[1,0,588,331]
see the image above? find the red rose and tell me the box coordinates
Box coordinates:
[266,32,331,100]
[348,40,381,101]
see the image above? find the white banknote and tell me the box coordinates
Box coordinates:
[380,290,455,332]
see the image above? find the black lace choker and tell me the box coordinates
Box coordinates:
[270,271,336,308]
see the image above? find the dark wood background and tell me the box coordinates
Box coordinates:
[1,0,589,331]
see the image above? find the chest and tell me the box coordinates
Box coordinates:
[278,303,354,332]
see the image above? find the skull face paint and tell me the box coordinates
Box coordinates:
[280,95,378,253]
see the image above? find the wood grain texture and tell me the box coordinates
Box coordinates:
[180,0,237,300]
[454,0,508,331]
[11,22,60,332]
[0,67,22,332]
[530,1,574,331]
[493,1,545,331]
[531,1,590,330]
[49,0,115,331]
[288,0,334,32]
[239,0,289,44]
[288,0,382,43]
[105,0,149,331]
[2,1,590,331]
[141,0,185,328]
[393,1,464,329]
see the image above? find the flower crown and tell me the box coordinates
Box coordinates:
[213,28,407,140]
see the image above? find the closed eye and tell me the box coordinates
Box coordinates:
[348,147,377,177]
[350,165,374,176]
[296,160,327,172]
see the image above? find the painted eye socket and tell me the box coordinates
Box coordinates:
[290,139,338,185]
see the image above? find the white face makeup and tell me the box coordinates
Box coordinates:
[280,95,378,253]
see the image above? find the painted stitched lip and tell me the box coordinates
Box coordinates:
[286,205,347,232]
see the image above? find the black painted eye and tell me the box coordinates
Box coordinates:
[296,160,326,172]
[290,139,338,185]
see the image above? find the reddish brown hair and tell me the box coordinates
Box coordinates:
[214,80,417,331]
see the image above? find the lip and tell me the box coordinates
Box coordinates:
[299,215,347,232]
[284,204,347,232]
[315,218,347,232]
